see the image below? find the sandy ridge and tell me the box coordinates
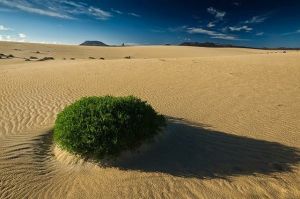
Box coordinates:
[0,43,299,198]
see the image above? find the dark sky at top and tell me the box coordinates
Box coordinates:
[0,0,300,47]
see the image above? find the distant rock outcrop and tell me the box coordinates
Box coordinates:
[179,42,300,50]
[180,42,234,48]
[80,41,108,46]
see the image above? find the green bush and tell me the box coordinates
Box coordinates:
[54,96,166,159]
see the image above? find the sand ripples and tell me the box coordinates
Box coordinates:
[0,120,299,198]
[1,50,300,198]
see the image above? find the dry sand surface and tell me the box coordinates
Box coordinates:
[0,41,299,198]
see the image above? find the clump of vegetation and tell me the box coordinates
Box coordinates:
[89,57,96,59]
[70,58,75,60]
[124,56,131,59]
[30,56,38,59]
[7,54,14,58]
[99,57,105,60]
[54,96,166,159]
[38,57,54,61]
[0,53,15,59]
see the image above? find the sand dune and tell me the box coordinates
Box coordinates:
[0,41,270,64]
[0,42,299,198]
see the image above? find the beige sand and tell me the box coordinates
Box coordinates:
[0,41,299,198]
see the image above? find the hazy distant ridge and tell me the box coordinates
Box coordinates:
[180,42,300,50]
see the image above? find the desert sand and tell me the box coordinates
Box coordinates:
[0,41,299,198]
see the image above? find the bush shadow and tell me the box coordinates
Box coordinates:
[112,117,300,179]
[35,117,300,179]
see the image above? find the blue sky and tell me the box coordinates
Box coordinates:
[0,0,300,47]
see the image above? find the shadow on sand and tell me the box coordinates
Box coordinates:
[111,117,300,179]
[35,117,300,179]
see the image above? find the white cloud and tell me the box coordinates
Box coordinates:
[111,8,122,14]
[0,29,27,42]
[111,8,140,18]
[0,35,7,41]
[61,0,84,9]
[168,25,188,32]
[245,15,268,24]
[0,0,112,20]
[128,12,140,17]
[207,22,215,28]
[187,27,240,40]
[212,35,237,40]
[256,32,264,36]
[0,34,14,41]
[88,7,112,20]
[0,25,11,31]
[207,7,226,20]
[229,25,252,32]
[282,29,300,36]
[187,27,217,35]
[18,33,26,38]
[0,0,74,19]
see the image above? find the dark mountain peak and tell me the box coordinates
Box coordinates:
[80,41,108,46]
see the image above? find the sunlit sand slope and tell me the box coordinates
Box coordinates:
[0,42,299,198]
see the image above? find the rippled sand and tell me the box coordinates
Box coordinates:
[0,41,299,198]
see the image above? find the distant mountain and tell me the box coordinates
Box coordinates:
[180,42,236,48]
[80,41,108,46]
[179,42,300,50]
